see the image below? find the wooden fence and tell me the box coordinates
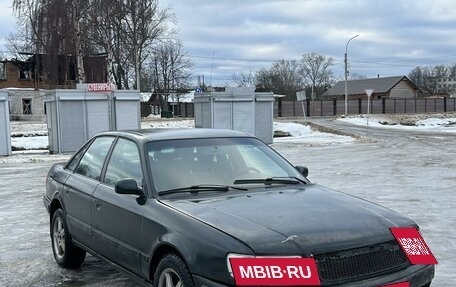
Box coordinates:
[275,98,456,117]
[141,97,456,118]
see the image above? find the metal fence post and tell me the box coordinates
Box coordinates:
[306,99,310,117]
[382,97,386,114]
[358,98,362,114]
[320,100,323,116]
[333,98,337,116]
[444,97,447,113]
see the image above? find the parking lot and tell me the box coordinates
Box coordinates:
[0,120,455,286]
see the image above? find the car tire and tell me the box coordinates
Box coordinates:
[153,254,194,287]
[51,208,86,268]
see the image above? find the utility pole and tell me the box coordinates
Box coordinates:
[344,34,359,115]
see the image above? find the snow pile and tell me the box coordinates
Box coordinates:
[11,136,49,151]
[141,119,195,129]
[273,122,354,145]
[416,118,456,127]
[338,115,456,133]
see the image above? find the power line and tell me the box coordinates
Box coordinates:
[190,53,456,67]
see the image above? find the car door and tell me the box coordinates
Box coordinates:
[92,137,145,274]
[64,136,115,247]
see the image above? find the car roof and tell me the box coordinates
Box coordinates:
[96,128,253,143]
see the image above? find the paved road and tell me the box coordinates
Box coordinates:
[1,121,454,286]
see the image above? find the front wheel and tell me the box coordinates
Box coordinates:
[51,209,86,268]
[153,254,194,287]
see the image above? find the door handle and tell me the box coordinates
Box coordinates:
[95,201,102,211]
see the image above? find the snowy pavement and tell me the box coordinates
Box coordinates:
[1,117,455,286]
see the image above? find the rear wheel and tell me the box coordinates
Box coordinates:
[153,254,194,287]
[51,209,86,268]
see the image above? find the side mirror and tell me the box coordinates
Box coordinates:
[295,166,309,178]
[115,179,143,196]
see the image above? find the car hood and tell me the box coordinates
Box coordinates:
[161,184,415,255]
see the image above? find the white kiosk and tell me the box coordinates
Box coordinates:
[45,84,141,154]
[0,90,12,156]
[193,87,275,144]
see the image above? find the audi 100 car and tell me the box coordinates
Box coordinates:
[44,129,435,287]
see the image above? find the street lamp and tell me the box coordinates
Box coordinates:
[344,34,359,115]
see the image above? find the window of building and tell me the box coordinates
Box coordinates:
[0,63,6,80]
[18,66,31,80]
[22,98,32,115]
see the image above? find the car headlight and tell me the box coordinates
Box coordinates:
[226,253,302,277]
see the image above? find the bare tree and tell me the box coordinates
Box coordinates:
[85,0,125,84]
[120,0,173,90]
[299,52,334,94]
[408,66,438,95]
[256,60,303,100]
[149,39,193,108]
[232,70,257,87]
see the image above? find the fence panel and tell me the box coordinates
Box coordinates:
[281,101,295,117]
[451,98,456,112]
[293,101,305,117]
[395,99,406,114]
[436,99,444,113]
[321,101,334,116]
[371,99,383,114]
[405,99,416,113]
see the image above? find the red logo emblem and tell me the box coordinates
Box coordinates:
[229,257,321,286]
[390,227,437,265]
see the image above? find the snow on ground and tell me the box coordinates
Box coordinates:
[338,114,456,133]
[273,122,354,145]
[10,121,47,133]
[141,118,194,129]
[11,136,49,150]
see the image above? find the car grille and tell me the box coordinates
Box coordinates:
[313,240,409,284]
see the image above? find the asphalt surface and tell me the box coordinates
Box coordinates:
[0,119,454,286]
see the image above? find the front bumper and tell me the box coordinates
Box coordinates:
[192,264,434,287]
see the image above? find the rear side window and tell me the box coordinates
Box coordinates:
[75,137,115,181]
[104,138,143,187]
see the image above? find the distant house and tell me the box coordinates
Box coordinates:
[323,76,421,99]
[7,88,47,121]
[1,54,108,121]
[0,54,107,90]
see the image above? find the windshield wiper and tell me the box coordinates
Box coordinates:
[233,177,307,185]
[159,184,248,196]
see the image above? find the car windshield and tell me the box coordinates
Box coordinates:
[146,137,306,193]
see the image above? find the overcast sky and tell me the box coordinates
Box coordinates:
[2,0,456,86]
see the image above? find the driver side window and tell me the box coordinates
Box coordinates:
[104,138,143,188]
[75,137,115,181]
